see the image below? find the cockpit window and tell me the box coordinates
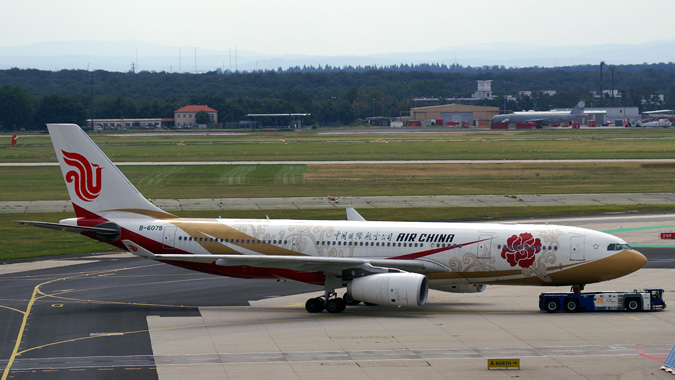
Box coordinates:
[607,243,632,251]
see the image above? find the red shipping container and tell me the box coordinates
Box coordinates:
[515,123,533,129]
[491,122,509,129]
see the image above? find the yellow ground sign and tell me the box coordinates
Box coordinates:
[487,358,520,370]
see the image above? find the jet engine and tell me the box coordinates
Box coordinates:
[348,273,428,307]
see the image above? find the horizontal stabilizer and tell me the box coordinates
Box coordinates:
[16,220,119,237]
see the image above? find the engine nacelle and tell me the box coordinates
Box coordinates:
[434,283,487,293]
[348,273,428,307]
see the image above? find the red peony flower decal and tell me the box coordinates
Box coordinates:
[501,232,542,268]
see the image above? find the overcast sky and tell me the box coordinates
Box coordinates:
[1,0,673,56]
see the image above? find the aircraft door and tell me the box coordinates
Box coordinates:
[162,225,176,249]
[476,234,493,259]
[570,235,585,261]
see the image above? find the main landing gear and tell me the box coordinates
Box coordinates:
[305,295,347,313]
[304,276,357,313]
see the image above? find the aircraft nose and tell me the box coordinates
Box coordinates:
[616,249,648,275]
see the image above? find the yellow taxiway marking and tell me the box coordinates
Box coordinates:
[1,264,161,380]
[2,284,38,380]
[0,305,25,315]
[621,313,640,321]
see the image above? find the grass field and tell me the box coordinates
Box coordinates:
[1,162,674,201]
[2,128,675,162]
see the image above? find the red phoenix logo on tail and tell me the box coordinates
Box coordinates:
[62,150,102,202]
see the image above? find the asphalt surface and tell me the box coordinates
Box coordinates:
[3,159,675,167]
[0,247,672,379]
[4,193,675,213]
[0,256,319,379]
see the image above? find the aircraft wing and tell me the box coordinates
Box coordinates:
[122,240,444,276]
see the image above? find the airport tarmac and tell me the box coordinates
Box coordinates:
[2,214,675,380]
[3,192,675,213]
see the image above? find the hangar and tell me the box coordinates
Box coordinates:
[403,104,499,126]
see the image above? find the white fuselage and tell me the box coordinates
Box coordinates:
[492,111,582,124]
[69,214,646,289]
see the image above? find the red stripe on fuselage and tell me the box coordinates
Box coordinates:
[389,238,491,260]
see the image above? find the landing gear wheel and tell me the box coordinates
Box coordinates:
[305,297,325,313]
[326,298,347,313]
[344,292,360,306]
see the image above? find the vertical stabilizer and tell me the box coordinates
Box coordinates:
[47,124,172,219]
[571,100,585,115]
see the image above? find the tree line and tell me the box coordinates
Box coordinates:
[1,63,675,131]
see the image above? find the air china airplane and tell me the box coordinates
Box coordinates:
[20,124,647,314]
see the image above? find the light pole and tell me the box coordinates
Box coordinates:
[356,98,360,120]
[610,66,615,107]
[600,61,605,107]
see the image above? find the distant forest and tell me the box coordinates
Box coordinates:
[1,63,675,131]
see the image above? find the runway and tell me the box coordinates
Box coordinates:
[1,213,674,379]
[3,158,675,167]
[4,193,675,214]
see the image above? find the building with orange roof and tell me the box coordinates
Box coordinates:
[174,105,218,128]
